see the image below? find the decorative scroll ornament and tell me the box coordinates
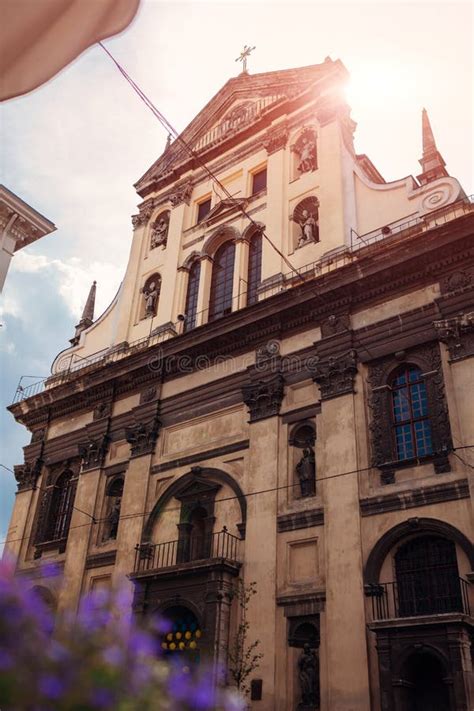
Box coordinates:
[150,211,170,249]
[256,339,280,365]
[242,374,285,422]
[79,435,109,471]
[433,311,474,361]
[169,181,193,207]
[312,349,358,400]
[263,123,289,155]
[14,458,42,491]
[126,415,161,457]
[292,128,317,174]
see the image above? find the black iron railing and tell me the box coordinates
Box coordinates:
[367,574,471,620]
[134,528,240,573]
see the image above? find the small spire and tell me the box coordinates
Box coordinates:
[417,108,448,186]
[70,281,96,346]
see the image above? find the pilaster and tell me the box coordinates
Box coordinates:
[196,255,213,326]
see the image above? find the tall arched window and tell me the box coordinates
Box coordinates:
[247,232,262,306]
[183,261,201,332]
[391,365,433,461]
[45,470,76,542]
[395,535,462,616]
[209,241,235,321]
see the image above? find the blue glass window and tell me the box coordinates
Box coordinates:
[391,366,433,460]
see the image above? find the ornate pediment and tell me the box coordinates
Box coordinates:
[203,198,248,224]
[175,475,222,503]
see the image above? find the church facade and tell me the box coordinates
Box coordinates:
[6,59,474,710]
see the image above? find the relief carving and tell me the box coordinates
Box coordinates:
[433,311,474,361]
[262,123,289,155]
[93,401,112,420]
[292,129,317,174]
[312,349,357,400]
[242,374,285,422]
[79,435,109,471]
[150,211,170,249]
[14,458,42,492]
[126,415,161,457]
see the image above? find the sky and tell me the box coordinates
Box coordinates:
[0,0,472,547]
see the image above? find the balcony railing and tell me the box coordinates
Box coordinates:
[134,528,241,574]
[367,574,471,620]
[11,195,474,405]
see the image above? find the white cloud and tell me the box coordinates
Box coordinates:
[11,251,122,319]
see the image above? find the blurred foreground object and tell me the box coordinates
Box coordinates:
[0,0,140,101]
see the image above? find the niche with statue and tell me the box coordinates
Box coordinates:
[291,196,320,250]
[289,422,316,498]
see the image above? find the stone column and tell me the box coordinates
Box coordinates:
[234,237,249,309]
[112,407,160,609]
[242,371,285,710]
[59,466,101,613]
[261,124,289,284]
[174,266,189,333]
[313,350,371,711]
[157,201,186,325]
[3,485,36,560]
[196,255,213,326]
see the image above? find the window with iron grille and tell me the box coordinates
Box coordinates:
[247,232,262,305]
[395,535,462,616]
[391,366,433,461]
[209,241,235,321]
[42,470,77,543]
[183,261,201,332]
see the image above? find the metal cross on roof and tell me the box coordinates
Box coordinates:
[235,45,256,74]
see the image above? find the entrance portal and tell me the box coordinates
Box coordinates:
[399,652,450,711]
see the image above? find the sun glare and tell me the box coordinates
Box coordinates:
[345,63,418,110]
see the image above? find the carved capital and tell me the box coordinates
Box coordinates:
[169,181,193,207]
[14,458,42,492]
[79,435,109,471]
[433,311,474,361]
[132,198,155,229]
[263,123,289,155]
[242,374,285,422]
[126,415,161,457]
[312,349,358,400]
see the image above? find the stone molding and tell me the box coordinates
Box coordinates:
[360,479,469,517]
[312,349,357,400]
[78,434,109,471]
[277,508,324,532]
[14,458,42,492]
[85,551,117,570]
[276,590,326,616]
[433,311,474,361]
[126,415,161,458]
[242,373,285,422]
[262,123,289,155]
[152,439,249,474]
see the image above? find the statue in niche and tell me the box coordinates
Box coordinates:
[298,209,318,247]
[150,213,169,249]
[296,133,317,173]
[106,499,121,540]
[142,281,159,318]
[296,446,316,497]
[297,643,319,709]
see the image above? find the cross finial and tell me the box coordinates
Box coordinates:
[235,45,256,74]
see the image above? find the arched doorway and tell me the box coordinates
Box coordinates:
[395,536,462,616]
[160,605,202,664]
[398,652,451,711]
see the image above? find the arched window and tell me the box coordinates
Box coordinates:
[395,535,462,616]
[391,365,433,461]
[209,241,235,321]
[45,470,76,542]
[183,261,201,332]
[247,232,262,306]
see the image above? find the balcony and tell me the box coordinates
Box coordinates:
[366,574,471,621]
[133,528,241,576]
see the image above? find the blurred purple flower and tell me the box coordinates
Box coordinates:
[39,674,65,700]
[103,644,124,666]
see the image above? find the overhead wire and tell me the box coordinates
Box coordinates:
[2,444,474,549]
[97,41,376,360]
